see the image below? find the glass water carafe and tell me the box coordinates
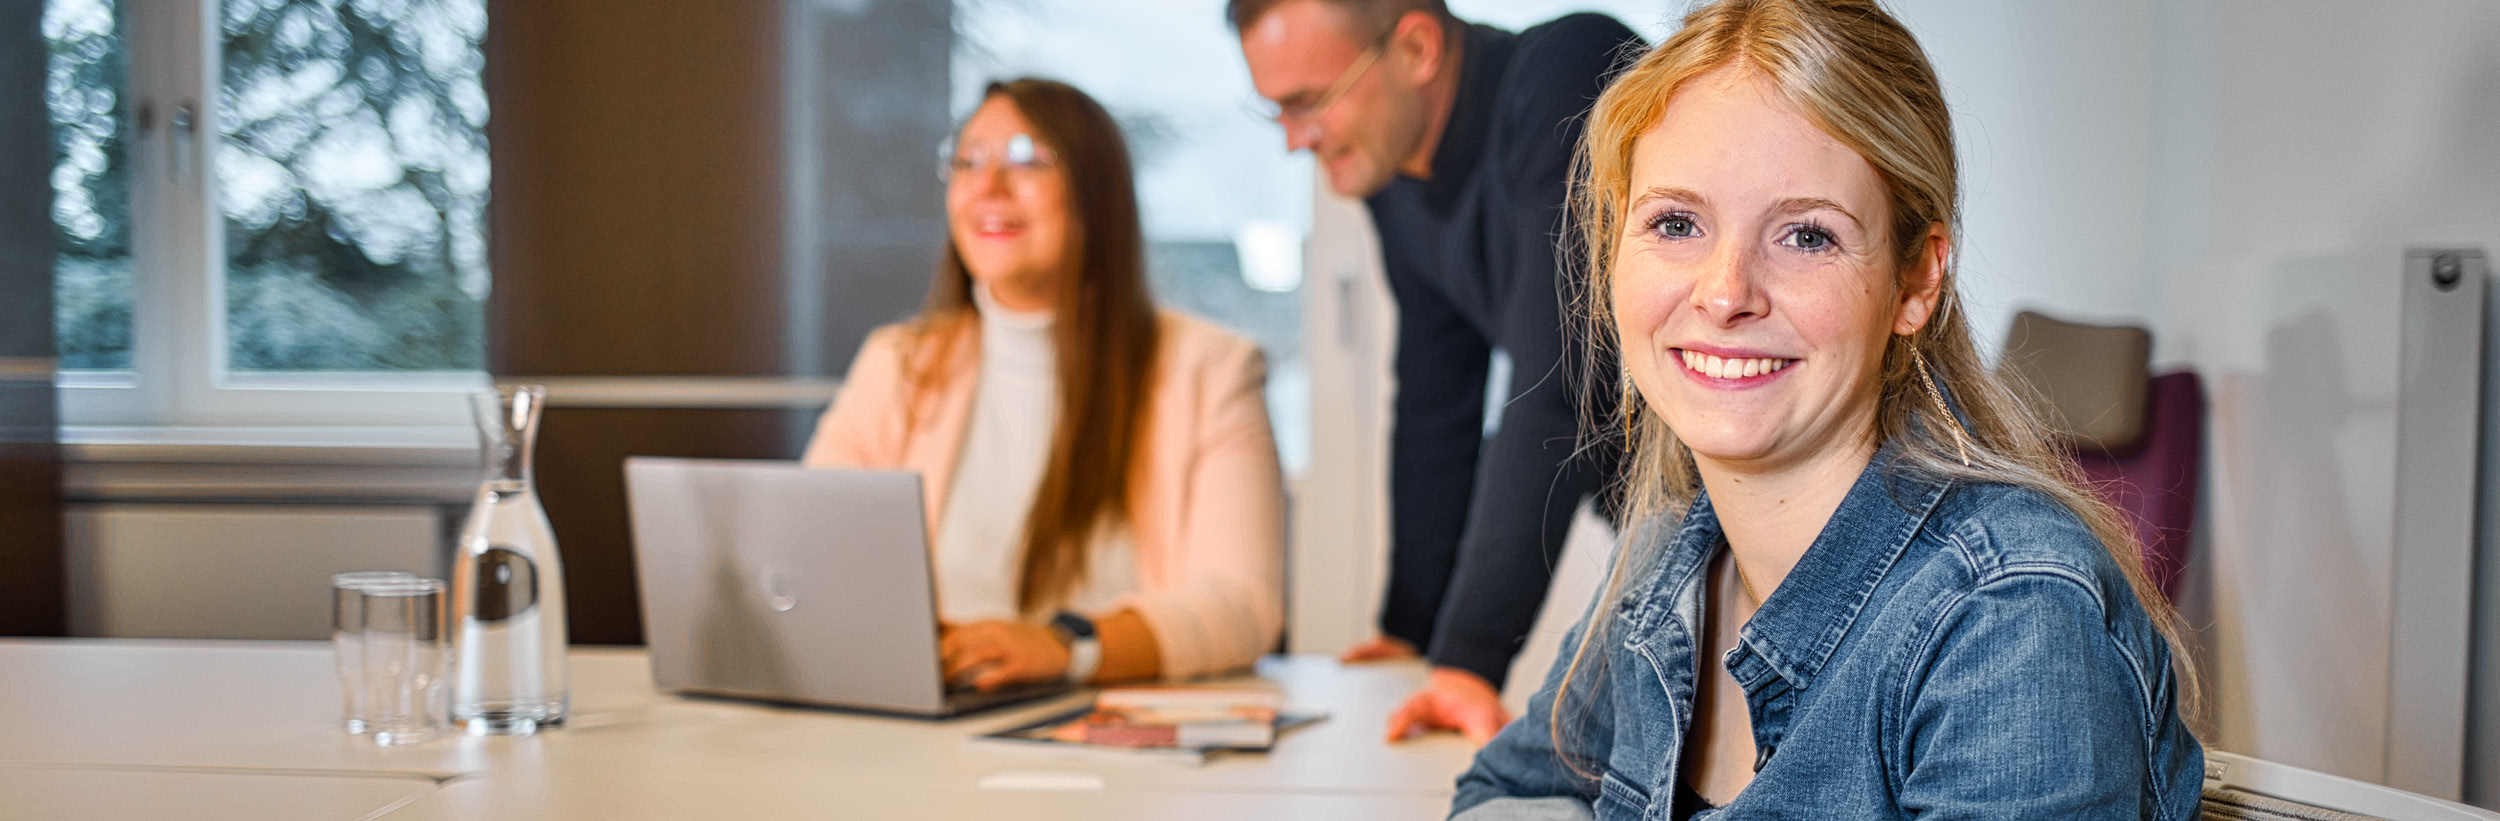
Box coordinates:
[451,384,569,734]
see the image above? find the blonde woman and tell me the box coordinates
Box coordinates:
[1452,1,2201,818]
[805,79,1284,690]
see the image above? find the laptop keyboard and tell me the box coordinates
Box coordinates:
[943,679,1077,715]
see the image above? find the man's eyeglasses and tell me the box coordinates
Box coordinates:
[937,133,1060,183]
[1245,45,1382,131]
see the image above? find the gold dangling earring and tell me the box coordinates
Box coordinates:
[1620,362,1637,457]
[1910,340,1974,466]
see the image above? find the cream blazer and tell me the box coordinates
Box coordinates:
[801,310,1285,679]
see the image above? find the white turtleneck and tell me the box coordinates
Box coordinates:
[931,285,1137,624]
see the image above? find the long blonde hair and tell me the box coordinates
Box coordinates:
[1552,0,2199,773]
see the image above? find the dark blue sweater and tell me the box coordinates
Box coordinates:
[1364,13,1641,689]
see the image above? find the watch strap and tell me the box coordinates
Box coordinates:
[1052,610,1102,683]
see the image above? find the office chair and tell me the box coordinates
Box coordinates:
[1997,310,2201,601]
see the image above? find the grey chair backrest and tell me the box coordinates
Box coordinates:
[1997,310,2154,454]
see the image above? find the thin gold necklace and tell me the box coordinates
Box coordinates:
[1732,556,1764,605]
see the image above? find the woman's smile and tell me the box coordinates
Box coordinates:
[1673,345,1797,386]
[966,213,1028,241]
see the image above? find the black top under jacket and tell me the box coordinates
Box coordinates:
[1364,13,1641,689]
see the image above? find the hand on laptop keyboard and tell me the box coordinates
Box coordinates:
[941,620,1073,692]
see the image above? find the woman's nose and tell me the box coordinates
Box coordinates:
[1691,242,1767,325]
[954,162,1012,199]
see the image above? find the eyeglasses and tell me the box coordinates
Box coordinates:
[1244,45,1382,134]
[937,133,1060,183]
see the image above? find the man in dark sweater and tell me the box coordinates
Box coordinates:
[1232,0,1637,742]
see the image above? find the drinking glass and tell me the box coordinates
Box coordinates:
[362,578,449,746]
[332,570,417,733]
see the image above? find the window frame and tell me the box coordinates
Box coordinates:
[56,0,482,433]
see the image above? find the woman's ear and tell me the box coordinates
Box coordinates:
[1893,223,1950,336]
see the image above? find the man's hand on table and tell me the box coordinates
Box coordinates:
[1338,634,1419,663]
[1384,666,1510,745]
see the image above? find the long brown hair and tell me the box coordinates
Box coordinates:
[907,78,1160,615]
[1553,0,2200,773]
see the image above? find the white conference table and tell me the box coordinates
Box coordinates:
[0,639,1479,819]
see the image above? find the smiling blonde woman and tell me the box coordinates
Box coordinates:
[1450,1,2203,819]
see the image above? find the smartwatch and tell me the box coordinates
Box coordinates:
[1051,610,1102,684]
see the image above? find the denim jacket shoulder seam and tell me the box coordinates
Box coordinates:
[1943,512,2008,577]
[1888,563,2165,803]
[1947,509,2119,613]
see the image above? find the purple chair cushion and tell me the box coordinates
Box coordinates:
[2073,371,2203,603]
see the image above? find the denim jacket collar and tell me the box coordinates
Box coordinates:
[1667,446,1955,696]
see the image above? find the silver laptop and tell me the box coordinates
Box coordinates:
[622,457,1072,717]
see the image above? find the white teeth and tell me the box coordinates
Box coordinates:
[1678,350,1790,379]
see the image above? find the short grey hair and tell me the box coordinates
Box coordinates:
[1225,0,1456,43]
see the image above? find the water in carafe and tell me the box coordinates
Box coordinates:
[452,385,569,734]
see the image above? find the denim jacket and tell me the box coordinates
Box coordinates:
[1451,449,2203,820]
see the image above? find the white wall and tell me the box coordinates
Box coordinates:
[1290,190,1396,656]
[1902,0,2167,346]
[66,504,444,640]
[1894,0,2500,794]
[2163,0,2500,792]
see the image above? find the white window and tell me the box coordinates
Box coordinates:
[951,1,1317,475]
[45,0,487,431]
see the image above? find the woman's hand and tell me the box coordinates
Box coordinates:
[940,620,1070,691]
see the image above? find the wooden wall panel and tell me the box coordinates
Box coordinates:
[0,0,65,637]
[486,0,785,378]
[0,418,63,638]
[485,0,792,645]
[484,0,956,645]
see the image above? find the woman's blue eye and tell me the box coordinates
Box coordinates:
[1649,213,1699,239]
[1784,225,1836,251]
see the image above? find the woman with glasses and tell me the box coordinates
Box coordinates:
[802,78,1286,690]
